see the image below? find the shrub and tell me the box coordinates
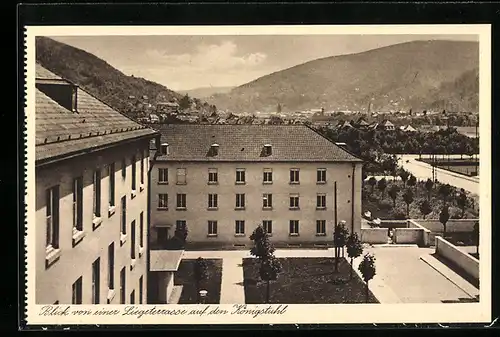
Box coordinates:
[378,200,393,211]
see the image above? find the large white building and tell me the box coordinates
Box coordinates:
[35,64,157,304]
[149,124,364,249]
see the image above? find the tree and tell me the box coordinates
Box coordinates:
[377,178,387,198]
[388,185,400,207]
[402,189,414,217]
[358,253,376,303]
[456,189,468,218]
[407,174,417,189]
[193,257,208,303]
[333,221,349,273]
[259,255,282,303]
[249,225,281,303]
[438,184,452,206]
[472,221,479,255]
[439,206,450,237]
[346,232,363,280]
[399,169,410,188]
[367,177,377,194]
[166,225,188,249]
[179,94,191,110]
[424,178,434,201]
[277,103,282,114]
[419,200,432,219]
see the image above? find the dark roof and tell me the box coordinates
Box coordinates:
[154,124,362,162]
[35,64,157,164]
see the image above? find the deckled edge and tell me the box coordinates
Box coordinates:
[22,26,28,326]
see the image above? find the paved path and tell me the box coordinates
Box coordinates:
[397,155,479,195]
[220,258,246,304]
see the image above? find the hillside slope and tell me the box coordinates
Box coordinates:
[179,86,235,99]
[35,36,214,117]
[207,40,479,113]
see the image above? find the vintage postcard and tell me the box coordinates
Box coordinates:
[24,24,491,325]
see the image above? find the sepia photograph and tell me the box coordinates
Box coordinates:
[23,24,491,325]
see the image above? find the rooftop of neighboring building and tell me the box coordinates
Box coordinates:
[153,124,363,162]
[35,63,157,165]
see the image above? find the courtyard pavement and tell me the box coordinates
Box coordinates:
[182,246,477,304]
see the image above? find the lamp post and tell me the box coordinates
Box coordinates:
[199,290,208,304]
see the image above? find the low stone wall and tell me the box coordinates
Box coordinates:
[393,228,425,245]
[414,219,478,233]
[377,220,408,229]
[407,220,431,246]
[361,228,388,244]
[435,236,479,281]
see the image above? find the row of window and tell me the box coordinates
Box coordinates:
[168,219,328,236]
[69,252,144,305]
[157,193,328,210]
[45,154,146,256]
[157,167,328,185]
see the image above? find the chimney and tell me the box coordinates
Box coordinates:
[263,144,272,156]
[160,143,169,156]
[210,143,219,156]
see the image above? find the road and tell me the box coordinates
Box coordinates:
[396,155,479,195]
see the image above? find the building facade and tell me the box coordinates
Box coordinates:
[149,124,363,249]
[35,64,157,304]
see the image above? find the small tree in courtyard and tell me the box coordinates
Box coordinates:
[333,221,349,273]
[456,189,468,218]
[419,200,432,219]
[250,225,281,303]
[358,253,376,303]
[399,169,410,188]
[388,184,400,207]
[377,178,387,198]
[425,178,434,201]
[407,174,417,191]
[346,232,363,280]
[367,177,377,194]
[193,257,208,303]
[259,255,282,303]
[438,183,452,206]
[472,221,479,256]
[402,189,414,217]
[439,206,450,237]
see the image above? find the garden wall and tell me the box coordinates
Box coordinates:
[377,220,408,229]
[413,219,478,232]
[361,228,388,244]
[393,228,426,245]
[435,236,479,282]
[407,220,431,246]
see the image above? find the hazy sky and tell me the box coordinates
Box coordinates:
[51,34,478,91]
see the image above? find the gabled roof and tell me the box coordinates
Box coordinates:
[154,124,362,162]
[381,119,395,126]
[35,64,157,165]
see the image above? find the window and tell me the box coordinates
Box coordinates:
[121,196,127,236]
[92,258,100,304]
[120,267,126,304]
[140,153,144,186]
[290,168,300,184]
[46,186,59,250]
[139,276,143,304]
[130,290,135,304]
[289,194,300,209]
[316,220,326,236]
[158,168,168,184]
[122,158,126,179]
[176,168,186,185]
[235,220,245,235]
[263,168,273,184]
[158,193,168,209]
[72,276,83,304]
[131,220,136,260]
[108,163,115,208]
[289,220,299,236]
[317,169,327,184]
[108,243,114,290]
[176,220,187,231]
[139,212,144,249]
[262,220,272,235]
[73,177,83,232]
[131,155,136,192]
[317,194,327,209]
[93,169,102,219]
[176,194,186,209]
[208,221,218,236]
[263,194,273,209]
[236,193,245,209]
[208,168,218,184]
[208,194,218,209]
[236,168,246,184]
